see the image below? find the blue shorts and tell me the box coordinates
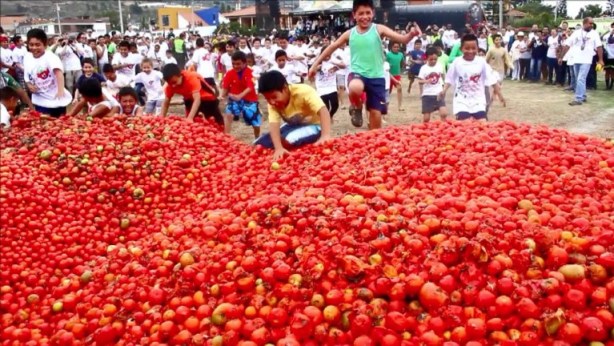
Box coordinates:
[225,100,262,127]
[253,123,321,149]
[348,73,387,113]
[456,111,487,120]
[35,105,66,118]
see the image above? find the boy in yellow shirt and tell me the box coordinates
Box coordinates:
[254,70,332,161]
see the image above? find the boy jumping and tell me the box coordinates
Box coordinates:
[308,0,420,130]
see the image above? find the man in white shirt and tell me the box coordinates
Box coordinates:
[442,24,457,51]
[0,35,14,74]
[560,17,604,106]
[54,37,84,94]
[503,26,515,46]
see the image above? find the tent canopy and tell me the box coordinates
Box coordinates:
[292,0,353,15]
[195,6,220,26]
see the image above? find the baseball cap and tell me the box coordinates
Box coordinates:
[517,31,525,36]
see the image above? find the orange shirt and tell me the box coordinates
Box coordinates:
[222,67,258,102]
[164,70,215,101]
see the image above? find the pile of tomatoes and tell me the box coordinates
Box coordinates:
[1,113,613,345]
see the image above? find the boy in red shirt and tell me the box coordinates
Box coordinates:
[222,51,262,138]
[160,63,223,124]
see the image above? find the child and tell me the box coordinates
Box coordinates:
[23,29,72,118]
[485,34,512,84]
[163,50,178,66]
[0,87,19,128]
[117,87,143,117]
[220,41,236,76]
[417,47,448,123]
[160,63,222,124]
[134,58,164,114]
[440,34,502,121]
[309,0,420,129]
[111,40,139,81]
[254,70,332,162]
[74,58,106,104]
[407,39,426,95]
[102,64,131,97]
[270,50,298,85]
[67,78,119,117]
[314,48,339,119]
[221,51,262,138]
[386,42,405,111]
[478,48,506,115]
[246,53,262,92]
[187,38,218,95]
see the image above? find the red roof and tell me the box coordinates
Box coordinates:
[1,15,28,28]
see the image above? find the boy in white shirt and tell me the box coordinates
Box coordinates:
[102,64,132,97]
[111,40,140,81]
[162,50,178,66]
[418,47,448,123]
[440,34,501,121]
[315,56,339,119]
[0,87,19,129]
[134,59,165,114]
[331,43,349,110]
[0,36,14,74]
[25,29,73,118]
[269,50,298,85]
[186,38,218,95]
[220,42,236,76]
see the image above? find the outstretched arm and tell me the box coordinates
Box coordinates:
[378,24,421,44]
[308,30,350,79]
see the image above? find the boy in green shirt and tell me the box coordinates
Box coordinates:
[309,0,420,130]
[386,42,405,111]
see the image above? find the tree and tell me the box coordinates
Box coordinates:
[576,4,603,19]
[555,0,567,19]
[608,0,614,16]
[129,3,143,16]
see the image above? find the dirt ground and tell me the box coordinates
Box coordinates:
[174,77,614,143]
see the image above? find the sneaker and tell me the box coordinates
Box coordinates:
[349,106,363,128]
[569,101,583,106]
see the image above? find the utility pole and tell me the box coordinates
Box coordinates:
[118,0,125,33]
[56,3,62,35]
[499,0,503,27]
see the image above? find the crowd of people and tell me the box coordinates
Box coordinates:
[0,0,612,160]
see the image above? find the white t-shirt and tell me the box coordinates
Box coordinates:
[220,52,233,73]
[56,44,82,72]
[137,45,149,57]
[445,57,494,114]
[384,62,391,91]
[478,38,488,52]
[24,52,72,108]
[12,46,27,66]
[604,32,614,60]
[0,104,10,128]
[315,61,337,96]
[291,44,308,75]
[80,43,94,59]
[565,29,603,65]
[332,48,350,76]
[111,53,140,80]
[162,56,177,66]
[518,41,531,59]
[547,36,559,59]
[239,46,252,54]
[190,48,215,78]
[270,64,298,84]
[418,63,445,96]
[503,30,515,45]
[105,74,132,96]
[0,47,13,73]
[89,88,120,113]
[443,30,457,48]
[135,70,164,101]
[98,44,109,67]
[563,37,574,63]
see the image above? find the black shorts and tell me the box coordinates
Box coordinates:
[184,99,224,125]
[456,111,487,121]
[421,95,445,114]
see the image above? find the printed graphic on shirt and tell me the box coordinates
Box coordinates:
[32,66,55,91]
[455,73,482,97]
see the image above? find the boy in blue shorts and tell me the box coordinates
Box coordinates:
[308,0,420,130]
[221,51,262,138]
[254,70,332,162]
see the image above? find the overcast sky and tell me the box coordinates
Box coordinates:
[440,0,609,18]
[543,0,608,17]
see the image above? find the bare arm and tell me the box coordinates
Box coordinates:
[316,106,331,142]
[15,88,34,109]
[54,69,66,99]
[160,97,171,117]
[378,24,421,44]
[187,91,201,121]
[134,106,144,117]
[67,99,87,116]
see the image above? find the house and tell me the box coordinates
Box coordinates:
[157,6,220,30]
[15,17,110,37]
[1,14,28,33]
[223,5,292,29]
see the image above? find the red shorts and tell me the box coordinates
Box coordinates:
[390,75,401,89]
